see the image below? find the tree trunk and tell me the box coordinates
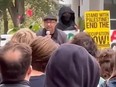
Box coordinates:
[15,0,25,24]
[8,2,19,27]
[8,0,25,28]
[3,9,8,34]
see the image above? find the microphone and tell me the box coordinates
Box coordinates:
[46,31,50,35]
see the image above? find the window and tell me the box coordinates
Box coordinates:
[104,0,116,29]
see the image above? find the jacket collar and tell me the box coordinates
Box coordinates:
[1,80,30,86]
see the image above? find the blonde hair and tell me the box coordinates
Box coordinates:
[11,28,36,45]
[30,36,58,72]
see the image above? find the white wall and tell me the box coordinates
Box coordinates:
[80,0,104,17]
[80,0,90,17]
[71,0,80,22]
[70,0,104,22]
[89,0,104,10]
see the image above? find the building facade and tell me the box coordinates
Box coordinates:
[71,0,116,29]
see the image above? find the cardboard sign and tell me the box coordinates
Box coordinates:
[84,11,110,49]
[85,11,110,30]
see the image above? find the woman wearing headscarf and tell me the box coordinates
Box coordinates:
[45,44,100,87]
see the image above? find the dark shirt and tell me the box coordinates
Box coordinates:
[30,74,45,87]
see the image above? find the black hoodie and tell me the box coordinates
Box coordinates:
[56,6,76,31]
[45,44,100,87]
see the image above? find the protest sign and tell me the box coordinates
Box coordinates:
[84,11,110,49]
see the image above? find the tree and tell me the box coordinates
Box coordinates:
[0,0,12,34]
[0,0,59,34]
[8,0,25,27]
[25,0,59,18]
[24,0,60,32]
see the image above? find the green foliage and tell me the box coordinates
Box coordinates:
[78,17,85,32]
[29,21,42,32]
[25,0,59,19]
[24,0,60,32]
[1,0,60,34]
[7,27,19,34]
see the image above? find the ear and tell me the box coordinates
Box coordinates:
[27,65,32,76]
[24,65,32,81]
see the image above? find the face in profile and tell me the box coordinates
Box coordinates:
[44,20,57,34]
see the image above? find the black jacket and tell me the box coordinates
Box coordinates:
[56,6,76,31]
[0,80,30,87]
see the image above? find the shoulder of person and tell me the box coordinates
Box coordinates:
[99,81,107,87]
[36,29,43,36]
[0,84,30,87]
[56,29,68,43]
[100,79,116,87]
[57,29,67,35]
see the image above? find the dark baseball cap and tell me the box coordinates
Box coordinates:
[43,15,57,21]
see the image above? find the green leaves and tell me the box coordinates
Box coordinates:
[29,21,41,32]
[25,0,58,17]
[7,27,19,34]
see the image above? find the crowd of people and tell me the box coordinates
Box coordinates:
[0,6,116,87]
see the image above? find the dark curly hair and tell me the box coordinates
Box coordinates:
[71,32,99,58]
[97,48,115,79]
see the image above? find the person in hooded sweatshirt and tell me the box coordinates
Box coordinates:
[44,44,100,87]
[56,6,78,31]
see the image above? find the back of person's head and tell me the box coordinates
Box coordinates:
[71,32,98,58]
[97,48,115,79]
[11,28,36,45]
[30,36,58,72]
[108,49,116,79]
[0,41,32,82]
[45,44,100,87]
[102,49,116,80]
